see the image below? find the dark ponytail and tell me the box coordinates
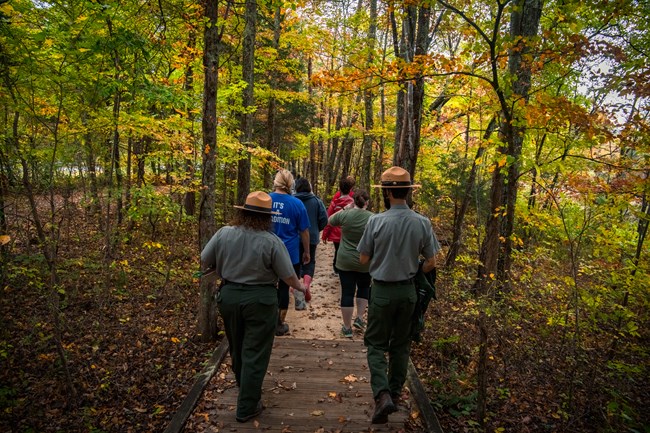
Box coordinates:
[354,189,370,208]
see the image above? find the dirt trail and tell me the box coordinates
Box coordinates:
[283,242,363,341]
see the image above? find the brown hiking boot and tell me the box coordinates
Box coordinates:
[371,391,396,424]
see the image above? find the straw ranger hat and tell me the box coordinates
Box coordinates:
[234,191,281,215]
[372,166,421,188]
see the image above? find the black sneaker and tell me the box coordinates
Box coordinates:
[275,322,290,336]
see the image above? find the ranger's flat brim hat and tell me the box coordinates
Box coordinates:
[372,166,421,188]
[234,191,281,215]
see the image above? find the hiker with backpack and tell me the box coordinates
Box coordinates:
[321,176,355,274]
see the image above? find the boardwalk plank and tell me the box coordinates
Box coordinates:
[185,337,425,432]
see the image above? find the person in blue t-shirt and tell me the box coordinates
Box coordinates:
[270,169,310,336]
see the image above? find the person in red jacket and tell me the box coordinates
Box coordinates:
[322,176,355,274]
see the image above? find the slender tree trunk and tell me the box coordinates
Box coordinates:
[473,0,543,424]
[183,27,198,216]
[392,5,433,178]
[359,0,377,191]
[237,0,256,205]
[264,6,282,191]
[81,112,100,217]
[447,117,497,267]
[199,0,220,342]
[326,103,343,195]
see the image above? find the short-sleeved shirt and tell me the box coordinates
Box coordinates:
[270,192,310,264]
[200,225,295,285]
[328,208,373,272]
[357,204,441,281]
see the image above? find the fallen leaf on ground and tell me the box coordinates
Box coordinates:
[340,374,357,383]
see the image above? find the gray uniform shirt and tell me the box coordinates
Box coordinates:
[201,225,295,285]
[356,204,441,281]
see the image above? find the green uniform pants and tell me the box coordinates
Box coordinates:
[364,280,416,399]
[218,283,278,418]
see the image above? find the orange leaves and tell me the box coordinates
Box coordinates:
[340,374,358,383]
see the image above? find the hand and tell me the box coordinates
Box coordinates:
[302,251,310,265]
[294,283,306,293]
[322,238,328,244]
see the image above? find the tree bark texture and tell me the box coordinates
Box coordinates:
[199,0,220,342]
[392,5,432,178]
[237,0,256,205]
[359,0,377,191]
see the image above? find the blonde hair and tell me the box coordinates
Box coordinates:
[273,169,294,193]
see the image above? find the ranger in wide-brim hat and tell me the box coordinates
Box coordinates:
[234,191,281,215]
[372,166,421,188]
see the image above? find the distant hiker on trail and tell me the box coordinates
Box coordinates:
[357,166,441,424]
[200,191,307,423]
[327,189,373,338]
[322,176,355,274]
[293,177,328,305]
[270,169,311,335]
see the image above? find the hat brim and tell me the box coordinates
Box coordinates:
[371,184,421,188]
[233,205,281,215]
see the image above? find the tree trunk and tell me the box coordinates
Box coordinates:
[497,0,543,285]
[183,27,198,216]
[264,6,282,191]
[447,116,497,267]
[237,0,256,205]
[359,0,377,191]
[326,103,343,195]
[392,4,432,178]
[473,0,543,424]
[198,0,220,342]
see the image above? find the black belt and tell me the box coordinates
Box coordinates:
[373,278,414,285]
[223,280,275,288]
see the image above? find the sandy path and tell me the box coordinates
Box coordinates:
[283,241,364,341]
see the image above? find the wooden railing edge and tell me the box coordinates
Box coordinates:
[407,358,444,433]
[163,338,230,433]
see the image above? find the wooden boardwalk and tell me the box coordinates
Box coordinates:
[168,337,441,433]
[164,244,441,432]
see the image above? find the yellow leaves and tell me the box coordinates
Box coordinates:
[0,235,10,246]
[310,409,325,416]
[0,2,14,15]
[143,241,163,249]
[340,374,358,383]
[170,337,180,344]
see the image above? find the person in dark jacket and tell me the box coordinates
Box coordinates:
[294,177,328,307]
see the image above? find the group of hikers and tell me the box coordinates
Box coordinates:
[200,166,441,425]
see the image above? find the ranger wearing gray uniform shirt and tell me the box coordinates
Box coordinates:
[201,191,306,423]
[357,166,441,424]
